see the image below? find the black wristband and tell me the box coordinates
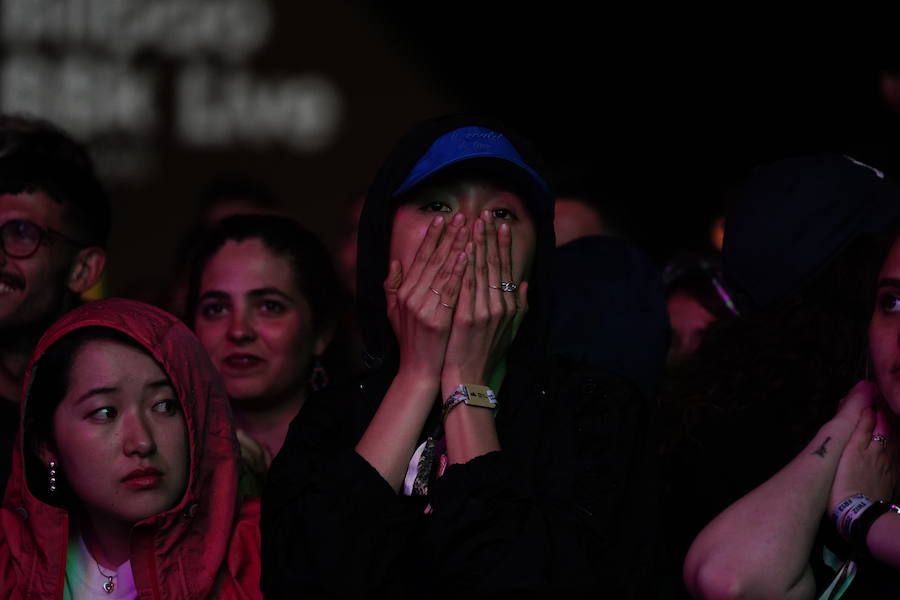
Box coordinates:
[849,501,892,559]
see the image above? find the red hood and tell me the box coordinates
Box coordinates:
[1,298,256,598]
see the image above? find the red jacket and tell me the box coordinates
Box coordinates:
[0,299,262,599]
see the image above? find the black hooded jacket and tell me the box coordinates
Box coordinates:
[260,115,663,599]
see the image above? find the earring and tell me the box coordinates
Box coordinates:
[48,460,57,494]
[309,357,329,392]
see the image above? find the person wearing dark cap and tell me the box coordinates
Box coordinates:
[260,116,663,599]
[0,113,109,493]
[547,160,670,401]
[661,154,900,599]
[551,235,670,400]
[721,153,900,312]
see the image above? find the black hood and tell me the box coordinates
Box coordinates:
[356,114,556,374]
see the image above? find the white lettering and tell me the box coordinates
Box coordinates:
[1,0,271,62]
[1,53,157,138]
[177,64,341,151]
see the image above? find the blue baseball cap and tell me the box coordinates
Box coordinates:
[392,126,550,200]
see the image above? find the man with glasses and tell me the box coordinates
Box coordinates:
[0,114,109,491]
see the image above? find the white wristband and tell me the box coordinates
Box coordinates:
[833,493,874,541]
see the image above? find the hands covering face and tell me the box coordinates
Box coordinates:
[384,211,527,389]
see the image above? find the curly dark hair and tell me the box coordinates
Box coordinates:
[658,226,900,571]
[666,228,896,453]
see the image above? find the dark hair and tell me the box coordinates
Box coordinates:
[24,328,147,507]
[185,214,340,335]
[0,113,111,248]
[195,174,280,223]
[663,226,899,463]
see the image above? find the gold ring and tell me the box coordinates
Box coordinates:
[430,287,441,296]
[439,301,455,309]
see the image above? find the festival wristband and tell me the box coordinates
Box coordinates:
[833,494,874,541]
[442,384,497,421]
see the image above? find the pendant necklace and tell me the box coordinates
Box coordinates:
[95,560,116,594]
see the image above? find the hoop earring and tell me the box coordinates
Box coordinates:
[309,357,329,392]
[48,460,57,494]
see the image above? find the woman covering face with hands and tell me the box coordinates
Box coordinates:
[260,116,663,599]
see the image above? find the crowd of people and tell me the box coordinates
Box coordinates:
[2,110,900,599]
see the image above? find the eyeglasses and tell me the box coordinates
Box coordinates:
[1,219,86,259]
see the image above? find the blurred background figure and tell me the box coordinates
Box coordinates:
[662,252,739,364]
[550,236,670,403]
[193,175,284,228]
[333,192,365,296]
[328,192,367,377]
[187,214,345,495]
[548,161,669,402]
[549,159,628,246]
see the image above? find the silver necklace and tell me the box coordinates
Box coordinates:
[95,560,116,594]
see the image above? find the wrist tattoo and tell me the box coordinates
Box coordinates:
[812,436,832,458]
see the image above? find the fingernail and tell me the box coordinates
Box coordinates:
[452,213,465,224]
[499,223,509,234]
[482,210,492,221]
[465,241,474,254]
[433,215,444,226]
[457,251,467,263]
[456,226,468,239]
[475,219,484,232]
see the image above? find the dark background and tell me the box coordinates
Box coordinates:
[5,3,899,297]
[367,11,900,262]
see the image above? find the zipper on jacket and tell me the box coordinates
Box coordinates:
[146,538,162,599]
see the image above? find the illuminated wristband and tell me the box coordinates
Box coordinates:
[833,494,874,541]
[442,384,497,422]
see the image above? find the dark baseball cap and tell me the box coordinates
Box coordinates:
[723,153,900,310]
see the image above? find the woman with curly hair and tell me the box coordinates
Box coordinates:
[663,154,900,598]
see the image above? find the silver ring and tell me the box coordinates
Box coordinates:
[430,287,441,296]
[439,301,455,309]
[500,281,518,293]
[872,433,888,447]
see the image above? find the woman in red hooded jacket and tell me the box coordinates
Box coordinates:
[0,298,261,599]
